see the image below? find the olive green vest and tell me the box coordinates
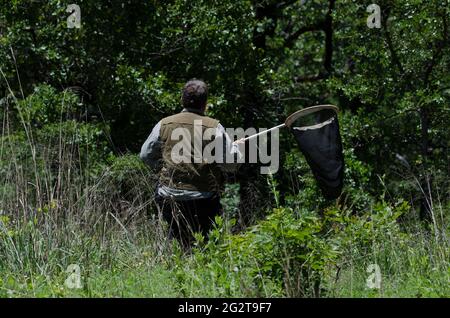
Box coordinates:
[159,110,223,193]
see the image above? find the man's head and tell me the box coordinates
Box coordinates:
[182,79,208,111]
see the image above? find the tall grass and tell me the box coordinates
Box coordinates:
[0,81,175,296]
[328,204,449,297]
[0,76,448,297]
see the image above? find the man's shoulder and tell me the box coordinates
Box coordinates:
[160,113,182,124]
[199,114,220,128]
[161,112,219,128]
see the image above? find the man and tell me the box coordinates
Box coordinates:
[140,79,241,248]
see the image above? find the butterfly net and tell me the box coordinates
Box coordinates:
[285,105,344,200]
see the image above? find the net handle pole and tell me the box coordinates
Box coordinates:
[234,123,286,143]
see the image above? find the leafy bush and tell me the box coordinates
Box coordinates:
[15,85,82,127]
[102,154,156,205]
[175,207,338,297]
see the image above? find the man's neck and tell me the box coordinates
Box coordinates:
[182,107,204,115]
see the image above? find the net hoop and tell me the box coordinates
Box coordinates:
[284,104,339,128]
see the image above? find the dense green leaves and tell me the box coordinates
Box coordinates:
[0,0,448,214]
[0,0,448,297]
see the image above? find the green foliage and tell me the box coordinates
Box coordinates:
[173,197,448,298]
[324,200,449,297]
[175,208,338,297]
[0,0,448,298]
[15,85,81,127]
[103,154,155,204]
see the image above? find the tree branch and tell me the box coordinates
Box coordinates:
[288,0,335,80]
[283,21,325,49]
[423,2,449,84]
[382,8,405,75]
[324,0,335,74]
[252,1,305,50]
[293,73,327,83]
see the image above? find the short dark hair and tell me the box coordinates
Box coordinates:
[182,79,208,109]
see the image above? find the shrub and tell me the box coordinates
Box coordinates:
[175,207,337,297]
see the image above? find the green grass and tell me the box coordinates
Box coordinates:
[1,205,447,298]
[0,115,447,298]
[0,264,177,298]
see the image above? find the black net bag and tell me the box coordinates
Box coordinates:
[285,105,344,200]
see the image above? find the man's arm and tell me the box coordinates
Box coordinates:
[216,123,243,173]
[140,121,163,171]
